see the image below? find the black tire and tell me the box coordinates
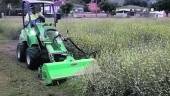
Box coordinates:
[26,47,40,70]
[16,43,27,62]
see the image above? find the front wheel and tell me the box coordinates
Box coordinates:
[17,43,27,62]
[26,47,40,70]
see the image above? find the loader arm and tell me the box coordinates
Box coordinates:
[38,27,100,85]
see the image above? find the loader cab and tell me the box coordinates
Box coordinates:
[22,0,61,28]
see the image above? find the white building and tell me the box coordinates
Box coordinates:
[116,5,148,12]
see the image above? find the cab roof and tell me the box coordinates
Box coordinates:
[22,0,54,4]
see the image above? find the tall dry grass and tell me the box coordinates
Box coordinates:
[0,17,22,40]
[57,18,170,96]
[0,17,170,96]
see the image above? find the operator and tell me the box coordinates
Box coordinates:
[25,4,45,26]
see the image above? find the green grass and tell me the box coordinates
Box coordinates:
[0,17,170,96]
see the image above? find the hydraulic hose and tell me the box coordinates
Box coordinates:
[66,38,87,55]
[66,38,98,57]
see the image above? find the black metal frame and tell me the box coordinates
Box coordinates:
[21,1,56,28]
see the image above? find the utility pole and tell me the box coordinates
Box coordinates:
[95,0,97,17]
[7,3,12,16]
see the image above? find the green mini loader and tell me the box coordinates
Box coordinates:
[17,0,99,85]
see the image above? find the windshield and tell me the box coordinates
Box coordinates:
[23,2,57,24]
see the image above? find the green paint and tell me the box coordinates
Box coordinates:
[42,58,94,85]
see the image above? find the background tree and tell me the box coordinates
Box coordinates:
[99,0,117,15]
[70,0,85,4]
[2,0,20,5]
[60,2,73,16]
[81,0,102,4]
[153,0,170,17]
[124,0,148,7]
[82,0,91,4]
[0,0,20,15]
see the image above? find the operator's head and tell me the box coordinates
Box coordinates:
[31,4,41,14]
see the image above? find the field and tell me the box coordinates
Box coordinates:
[0,17,170,96]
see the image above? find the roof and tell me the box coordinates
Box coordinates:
[117,5,148,10]
[23,0,54,4]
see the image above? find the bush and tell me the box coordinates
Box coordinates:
[99,0,117,14]
[60,2,73,16]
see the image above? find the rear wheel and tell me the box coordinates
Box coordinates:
[26,47,40,70]
[17,42,27,62]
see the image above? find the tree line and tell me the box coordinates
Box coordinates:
[64,0,170,15]
[0,0,170,16]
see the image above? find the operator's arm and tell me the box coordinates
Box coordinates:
[25,13,29,26]
[38,12,45,18]
[37,12,45,22]
[25,13,37,26]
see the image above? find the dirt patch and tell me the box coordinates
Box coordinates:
[0,72,9,96]
[0,41,70,96]
[0,72,9,87]
[0,40,17,55]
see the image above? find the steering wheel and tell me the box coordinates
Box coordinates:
[30,16,45,27]
[37,16,45,23]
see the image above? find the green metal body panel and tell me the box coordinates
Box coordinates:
[41,58,95,84]
[19,29,27,43]
[19,25,40,46]
[45,37,67,53]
